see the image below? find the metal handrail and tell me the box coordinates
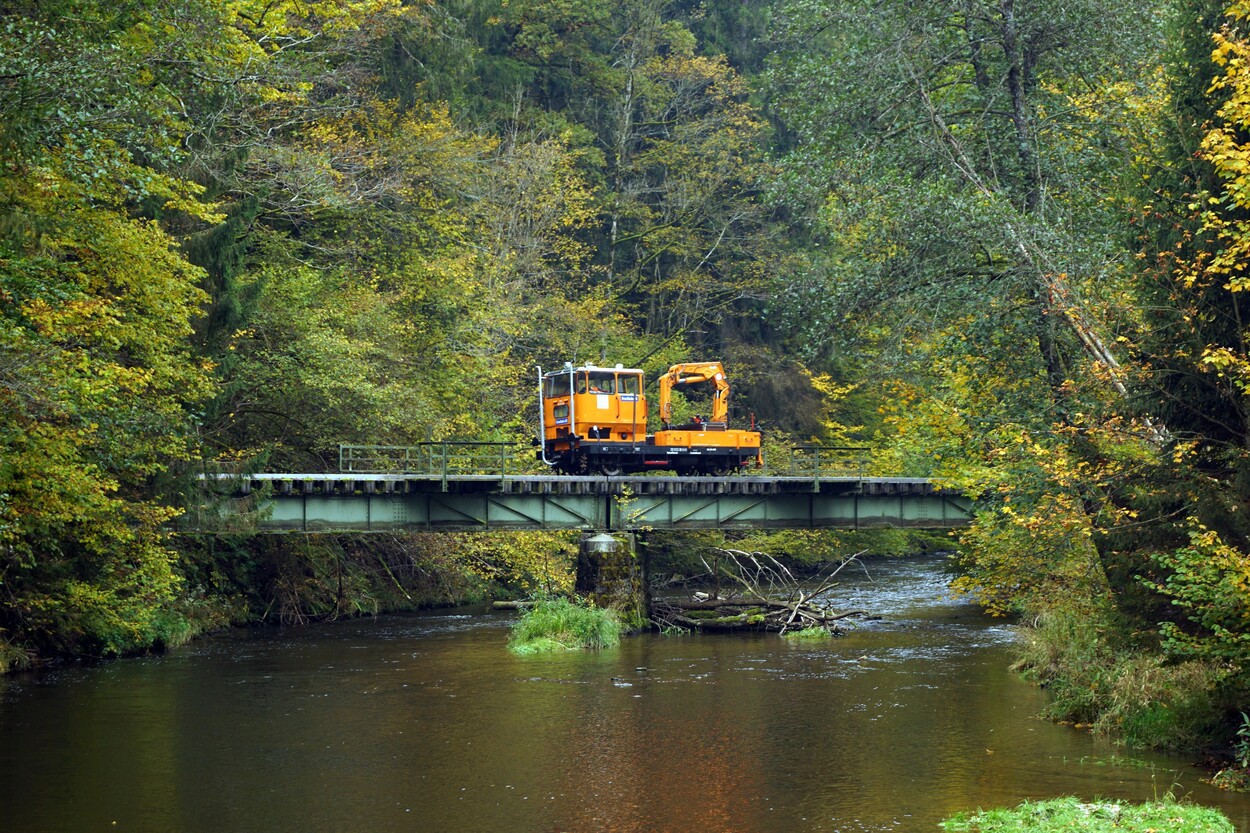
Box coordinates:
[339,442,535,478]
[783,446,870,481]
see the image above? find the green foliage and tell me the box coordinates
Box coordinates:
[0,0,724,665]
[183,533,494,625]
[479,0,785,359]
[1144,523,1250,664]
[782,626,832,641]
[765,0,1163,381]
[1013,605,1125,725]
[1210,713,1250,790]
[941,796,1233,833]
[0,638,34,674]
[1098,656,1222,750]
[508,598,622,654]
[803,0,1250,742]
[953,486,1103,618]
[752,0,1250,767]
[1086,0,1250,726]
[1116,6,1250,607]
[0,161,213,658]
[1013,606,1224,750]
[458,533,576,598]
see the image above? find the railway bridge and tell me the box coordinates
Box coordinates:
[192,444,972,534]
[192,444,973,619]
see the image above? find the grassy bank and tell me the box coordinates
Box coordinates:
[1009,601,1250,790]
[940,797,1232,832]
[1012,606,1226,751]
[1,531,571,672]
[508,598,622,654]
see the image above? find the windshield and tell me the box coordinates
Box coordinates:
[577,372,617,394]
[544,373,572,398]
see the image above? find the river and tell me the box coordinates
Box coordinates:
[2,555,1248,832]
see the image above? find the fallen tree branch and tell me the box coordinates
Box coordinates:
[651,549,871,634]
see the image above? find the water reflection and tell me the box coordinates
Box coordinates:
[2,557,1247,832]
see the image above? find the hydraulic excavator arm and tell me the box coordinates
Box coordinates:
[658,362,730,428]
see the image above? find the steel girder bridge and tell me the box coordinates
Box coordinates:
[192,472,973,533]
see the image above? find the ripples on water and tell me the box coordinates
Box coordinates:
[2,555,1248,833]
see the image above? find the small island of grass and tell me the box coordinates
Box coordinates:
[940,796,1232,832]
[508,598,622,654]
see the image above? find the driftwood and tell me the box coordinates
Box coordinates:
[651,549,870,635]
[491,600,534,610]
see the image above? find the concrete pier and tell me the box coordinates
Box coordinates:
[576,532,649,629]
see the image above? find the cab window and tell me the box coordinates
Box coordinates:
[580,372,616,394]
[545,373,571,398]
[619,374,640,395]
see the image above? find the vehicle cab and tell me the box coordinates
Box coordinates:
[538,363,647,472]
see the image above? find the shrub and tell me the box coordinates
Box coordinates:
[1012,605,1120,724]
[1013,606,1224,750]
[1097,655,1221,750]
[1210,713,1250,791]
[508,598,621,654]
[0,636,33,673]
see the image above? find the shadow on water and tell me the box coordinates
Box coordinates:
[2,555,1248,833]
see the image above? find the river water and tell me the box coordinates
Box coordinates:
[3,555,1248,833]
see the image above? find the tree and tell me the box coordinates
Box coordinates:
[0,0,426,660]
[486,0,783,360]
[759,0,1175,619]
[0,167,214,658]
[766,0,1163,408]
[1105,0,1250,682]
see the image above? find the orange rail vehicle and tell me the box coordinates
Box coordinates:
[537,361,762,475]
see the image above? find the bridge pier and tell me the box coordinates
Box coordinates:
[576,532,649,630]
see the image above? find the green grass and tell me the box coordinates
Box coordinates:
[0,637,33,673]
[1013,606,1223,750]
[782,626,833,640]
[508,598,622,654]
[940,797,1232,832]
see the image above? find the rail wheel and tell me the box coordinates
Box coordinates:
[600,463,623,477]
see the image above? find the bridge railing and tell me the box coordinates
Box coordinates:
[339,442,538,477]
[774,446,870,479]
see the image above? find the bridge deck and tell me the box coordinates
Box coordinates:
[194,474,970,533]
[202,472,944,495]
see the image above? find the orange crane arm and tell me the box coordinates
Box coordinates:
[658,362,730,427]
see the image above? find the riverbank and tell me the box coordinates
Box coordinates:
[1007,600,1250,788]
[0,531,543,673]
[0,529,936,672]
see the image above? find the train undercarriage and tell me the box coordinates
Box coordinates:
[544,437,760,476]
